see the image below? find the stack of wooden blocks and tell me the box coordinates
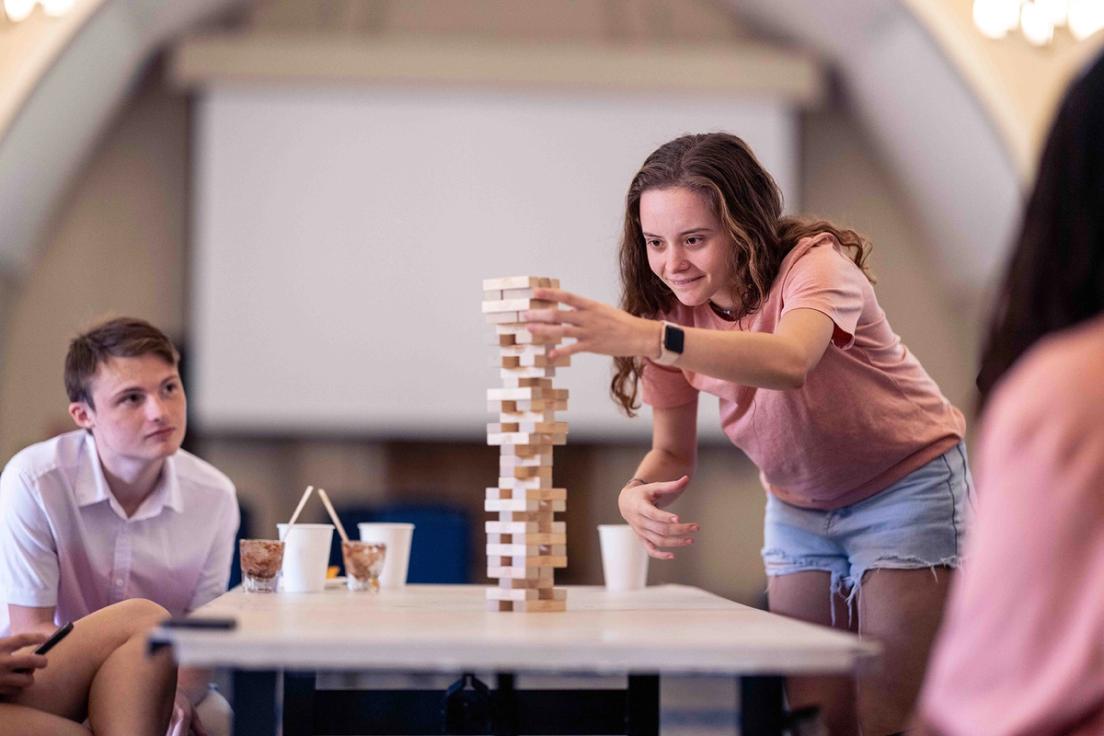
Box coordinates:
[482,276,570,612]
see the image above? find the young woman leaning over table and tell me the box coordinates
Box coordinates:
[523,132,969,736]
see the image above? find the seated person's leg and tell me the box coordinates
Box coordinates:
[1,599,176,736]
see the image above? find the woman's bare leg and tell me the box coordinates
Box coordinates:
[0,704,92,736]
[768,571,860,736]
[856,567,953,736]
[5,599,176,735]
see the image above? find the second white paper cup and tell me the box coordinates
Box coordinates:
[357,523,414,589]
[276,523,334,593]
[598,524,649,592]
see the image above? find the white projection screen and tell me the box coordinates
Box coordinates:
[191,85,797,440]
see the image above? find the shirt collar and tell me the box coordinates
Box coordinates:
[76,433,183,519]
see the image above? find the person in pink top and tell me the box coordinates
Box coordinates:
[916,51,1104,736]
[525,132,969,736]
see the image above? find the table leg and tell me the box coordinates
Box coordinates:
[626,674,659,736]
[282,671,317,736]
[739,675,785,736]
[232,669,279,736]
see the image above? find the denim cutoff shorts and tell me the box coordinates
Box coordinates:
[761,441,973,621]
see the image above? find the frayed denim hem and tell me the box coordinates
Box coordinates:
[766,555,962,628]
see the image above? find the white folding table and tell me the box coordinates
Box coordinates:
[151,583,878,736]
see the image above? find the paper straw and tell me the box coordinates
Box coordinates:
[280,485,315,541]
[317,488,350,544]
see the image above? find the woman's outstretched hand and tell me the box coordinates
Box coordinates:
[526,288,660,360]
[618,476,699,560]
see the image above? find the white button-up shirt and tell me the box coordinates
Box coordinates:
[0,430,238,633]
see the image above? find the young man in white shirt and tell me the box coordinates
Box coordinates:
[0,317,239,735]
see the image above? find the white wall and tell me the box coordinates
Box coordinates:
[192,85,798,439]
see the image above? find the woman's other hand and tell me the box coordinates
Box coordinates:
[618,475,699,559]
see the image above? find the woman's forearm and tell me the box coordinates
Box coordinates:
[628,446,696,488]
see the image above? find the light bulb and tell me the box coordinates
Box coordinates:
[974,0,1022,39]
[41,0,74,16]
[1069,0,1104,39]
[1021,1,1056,44]
[4,0,37,22]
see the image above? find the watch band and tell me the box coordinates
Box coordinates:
[655,321,684,366]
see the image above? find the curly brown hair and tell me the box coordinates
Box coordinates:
[611,132,873,416]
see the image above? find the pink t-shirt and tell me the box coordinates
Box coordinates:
[918,316,1104,736]
[641,233,965,509]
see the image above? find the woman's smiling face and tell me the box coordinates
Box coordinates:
[640,186,736,310]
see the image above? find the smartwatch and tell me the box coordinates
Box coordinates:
[655,321,685,366]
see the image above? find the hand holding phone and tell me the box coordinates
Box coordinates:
[0,631,51,695]
[9,622,73,675]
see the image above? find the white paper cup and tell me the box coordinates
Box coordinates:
[598,524,649,592]
[357,523,414,589]
[276,523,334,593]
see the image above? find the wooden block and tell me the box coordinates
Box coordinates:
[499,343,553,357]
[483,289,502,301]
[484,497,566,513]
[498,407,558,422]
[486,384,555,400]
[487,555,567,568]
[487,520,565,537]
[486,543,567,557]
[485,487,566,501]
[497,569,553,586]
[485,311,522,325]
[487,531,566,546]
[497,354,568,369]
[487,398,564,413]
[492,399,566,413]
[500,366,557,380]
[482,276,546,291]
[482,298,555,314]
[502,287,534,299]
[493,333,517,347]
[498,465,553,482]
[495,326,560,345]
[498,450,553,467]
[487,421,568,435]
[520,353,570,368]
[487,564,546,579]
[486,520,538,534]
[486,587,542,602]
[487,432,567,447]
[513,598,567,613]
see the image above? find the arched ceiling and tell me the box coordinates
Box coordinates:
[1,0,1085,300]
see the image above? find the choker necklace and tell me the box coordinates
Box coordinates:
[708,301,737,320]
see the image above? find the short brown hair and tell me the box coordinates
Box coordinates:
[65,317,179,407]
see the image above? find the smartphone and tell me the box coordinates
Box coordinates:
[34,621,73,656]
[13,621,72,673]
[162,616,237,630]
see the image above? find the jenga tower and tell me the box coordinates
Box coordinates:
[482,276,569,612]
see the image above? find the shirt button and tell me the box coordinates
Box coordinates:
[115,578,123,586]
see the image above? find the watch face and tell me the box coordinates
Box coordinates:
[664,324,685,354]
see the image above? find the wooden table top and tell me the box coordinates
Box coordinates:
[152,583,878,675]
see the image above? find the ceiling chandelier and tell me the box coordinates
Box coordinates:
[973,0,1104,45]
[3,0,75,22]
